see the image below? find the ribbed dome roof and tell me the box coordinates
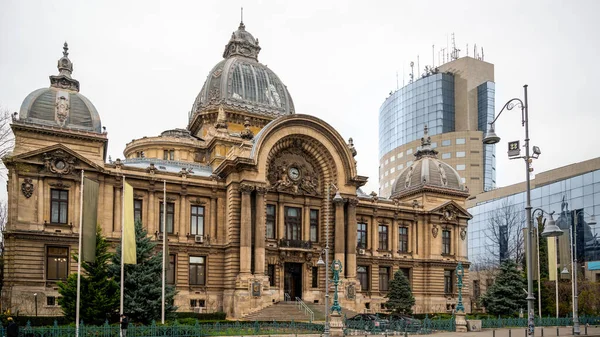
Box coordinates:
[391,126,467,199]
[18,43,102,134]
[190,22,294,118]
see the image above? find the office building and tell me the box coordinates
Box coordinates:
[379,57,495,198]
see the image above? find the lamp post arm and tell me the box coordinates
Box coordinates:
[489,97,526,126]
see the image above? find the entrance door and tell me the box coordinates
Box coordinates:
[284,262,303,300]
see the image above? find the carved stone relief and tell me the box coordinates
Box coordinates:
[440,204,459,222]
[43,150,77,176]
[432,224,439,238]
[267,146,320,196]
[21,178,34,198]
[55,94,70,127]
[460,228,467,241]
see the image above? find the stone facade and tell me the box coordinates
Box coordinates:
[2,22,471,319]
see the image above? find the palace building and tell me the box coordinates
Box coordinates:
[2,20,471,318]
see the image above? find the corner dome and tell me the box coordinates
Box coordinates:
[18,43,102,134]
[190,21,295,119]
[391,126,467,199]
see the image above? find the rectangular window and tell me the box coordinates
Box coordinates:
[379,267,390,291]
[268,264,276,287]
[189,256,206,285]
[473,280,481,299]
[456,138,466,145]
[46,246,68,280]
[357,266,369,291]
[456,151,466,158]
[456,164,466,171]
[50,189,69,224]
[406,149,413,155]
[398,227,408,253]
[284,207,302,240]
[134,199,143,224]
[397,152,403,159]
[163,150,169,160]
[357,223,367,249]
[46,296,56,306]
[442,153,451,159]
[400,268,410,281]
[444,270,453,293]
[167,254,176,284]
[266,205,276,239]
[312,266,319,288]
[159,202,175,234]
[310,209,319,243]
[378,225,388,250]
[442,230,451,255]
[164,150,174,160]
[190,205,205,236]
[442,140,451,146]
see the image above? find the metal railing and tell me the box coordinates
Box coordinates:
[279,239,312,249]
[295,296,315,323]
[2,319,324,337]
[284,292,291,302]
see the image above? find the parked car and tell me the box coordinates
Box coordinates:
[346,314,389,331]
[388,314,422,332]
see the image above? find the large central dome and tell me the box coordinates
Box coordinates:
[191,21,294,118]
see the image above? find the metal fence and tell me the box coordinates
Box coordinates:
[480,315,600,329]
[343,314,455,335]
[0,320,324,337]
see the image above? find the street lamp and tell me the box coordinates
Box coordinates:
[536,210,561,318]
[317,183,343,337]
[560,209,596,335]
[34,293,38,317]
[483,84,539,336]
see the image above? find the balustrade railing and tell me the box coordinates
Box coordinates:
[295,296,315,323]
[279,239,312,249]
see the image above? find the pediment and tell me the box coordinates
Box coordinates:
[9,143,105,175]
[430,200,472,222]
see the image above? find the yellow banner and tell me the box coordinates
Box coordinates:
[548,236,557,281]
[123,180,137,264]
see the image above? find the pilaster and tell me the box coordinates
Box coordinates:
[254,187,266,275]
[239,183,254,274]
[334,197,345,264]
[346,198,358,278]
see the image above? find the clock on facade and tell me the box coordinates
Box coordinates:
[287,167,300,181]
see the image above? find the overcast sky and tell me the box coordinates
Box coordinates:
[1,0,599,198]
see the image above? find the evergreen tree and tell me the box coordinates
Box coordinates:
[58,226,119,325]
[480,260,527,316]
[110,221,177,324]
[384,270,415,315]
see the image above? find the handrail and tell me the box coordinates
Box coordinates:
[284,292,291,302]
[295,297,314,323]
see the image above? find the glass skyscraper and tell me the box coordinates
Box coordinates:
[378,57,496,197]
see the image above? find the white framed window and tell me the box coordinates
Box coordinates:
[442,140,451,146]
[390,167,395,173]
[397,164,404,170]
[456,151,466,158]
[431,142,438,148]
[385,171,389,176]
[442,153,451,159]
[397,152,404,159]
[390,156,395,162]
[385,159,389,165]
[456,164,466,171]
[406,149,413,155]
[456,138,466,145]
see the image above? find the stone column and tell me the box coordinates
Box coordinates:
[148,191,155,234]
[278,201,285,240]
[254,187,267,275]
[371,215,378,254]
[334,198,345,264]
[210,191,217,243]
[239,184,254,274]
[346,199,358,278]
[303,199,310,242]
[179,194,186,237]
[391,218,398,257]
[37,177,44,224]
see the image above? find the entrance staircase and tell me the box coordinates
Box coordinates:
[242,299,360,322]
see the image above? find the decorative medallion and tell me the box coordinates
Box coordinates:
[432,224,439,238]
[21,178,34,198]
[441,205,458,222]
[146,163,157,175]
[460,228,467,241]
[251,280,262,297]
[267,147,319,196]
[55,94,70,127]
[212,68,223,78]
[43,150,77,176]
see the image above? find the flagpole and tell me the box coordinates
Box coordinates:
[120,176,125,336]
[161,180,166,324]
[76,170,84,337]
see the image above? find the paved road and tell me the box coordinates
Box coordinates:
[431,327,600,337]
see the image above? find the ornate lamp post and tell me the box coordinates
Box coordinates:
[317,183,344,337]
[455,262,467,332]
[483,85,540,336]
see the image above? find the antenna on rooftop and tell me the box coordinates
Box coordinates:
[396,71,399,90]
[432,45,435,68]
[466,43,469,57]
[451,33,460,60]
[417,55,420,78]
[481,47,484,61]
[409,61,414,84]
[241,7,243,23]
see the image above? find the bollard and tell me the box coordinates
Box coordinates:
[585,324,588,335]
[509,329,511,337]
[556,327,559,336]
[493,329,496,337]
[542,327,544,337]
[525,328,527,337]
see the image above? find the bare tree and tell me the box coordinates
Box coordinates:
[0,107,15,181]
[484,199,526,267]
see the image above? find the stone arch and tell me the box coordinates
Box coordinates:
[251,114,357,193]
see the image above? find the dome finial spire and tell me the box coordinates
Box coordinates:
[414,124,438,159]
[239,7,245,30]
[49,41,80,92]
[63,41,69,57]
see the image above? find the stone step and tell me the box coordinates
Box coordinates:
[242,301,360,322]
